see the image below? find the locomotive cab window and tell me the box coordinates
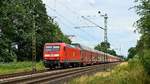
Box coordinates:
[45,45,60,51]
[45,46,53,51]
[53,46,60,51]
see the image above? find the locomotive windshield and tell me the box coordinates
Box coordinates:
[45,45,60,51]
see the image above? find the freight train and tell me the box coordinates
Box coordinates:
[43,43,121,68]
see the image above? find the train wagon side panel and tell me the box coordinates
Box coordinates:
[63,46,80,63]
[81,50,89,65]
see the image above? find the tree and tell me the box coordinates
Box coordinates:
[127,47,136,60]
[0,0,71,62]
[134,0,150,74]
[107,49,117,56]
[94,42,110,52]
[94,42,118,56]
[0,0,18,62]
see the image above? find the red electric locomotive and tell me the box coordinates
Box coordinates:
[43,43,80,68]
[43,43,121,69]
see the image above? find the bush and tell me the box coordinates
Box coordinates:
[142,49,150,75]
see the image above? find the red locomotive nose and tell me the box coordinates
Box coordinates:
[44,53,60,60]
[44,45,60,60]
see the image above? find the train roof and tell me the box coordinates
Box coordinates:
[45,42,66,45]
[72,43,104,53]
[106,53,121,59]
[72,43,92,51]
[72,43,120,58]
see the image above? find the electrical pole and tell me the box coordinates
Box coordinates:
[98,11,108,71]
[30,0,36,72]
[104,14,108,70]
[32,15,36,72]
[104,14,108,45]
[98,12,108,44]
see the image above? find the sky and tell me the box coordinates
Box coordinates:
[42,0,139,57]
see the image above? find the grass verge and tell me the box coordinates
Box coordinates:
[0,61,45,75]
[69,58,150,84]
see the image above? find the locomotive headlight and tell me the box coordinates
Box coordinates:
[44,54,50,57]
[44,54,59,57]
[53,54,59,57]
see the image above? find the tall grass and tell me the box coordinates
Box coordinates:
[69,57,150,84]
[0,61,45,75]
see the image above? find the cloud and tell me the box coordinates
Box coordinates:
[88,0,96,5]
[67,0,71,2]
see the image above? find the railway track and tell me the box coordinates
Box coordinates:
[0,63,119,84]
[0,70,48,79]
[0,67,66,79]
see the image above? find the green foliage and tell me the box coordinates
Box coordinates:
[0,0,71,62]
[94,41,117,56]
[94,42,110,52]
[134,0,150,74]
[142,49,150,74]
[0,37,16,62]
[107,49,117,56]
[127,47,136,60]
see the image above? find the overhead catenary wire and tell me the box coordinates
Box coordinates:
[46,4,99,41]
[54,2,101,41]
[55,16,93,43]
[46,5,77,26]
[45,2,102,44]
[57,17,97,43]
